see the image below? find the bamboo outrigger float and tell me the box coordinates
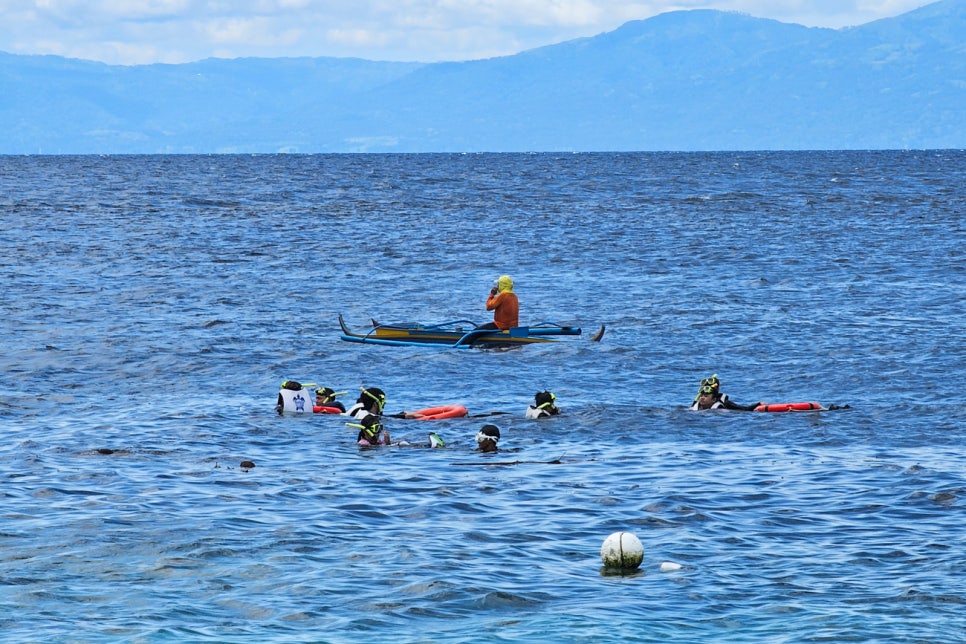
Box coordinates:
[338,314,605,348]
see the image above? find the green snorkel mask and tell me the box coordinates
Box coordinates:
[317,387,348,404]
[534,390,557,412]
[361,387,386,414]
[694,374,720,401]
[348,417,384,441]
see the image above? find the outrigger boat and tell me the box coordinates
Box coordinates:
[339,314,605,348]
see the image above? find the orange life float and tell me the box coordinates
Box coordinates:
[314,405,344,414]
[409,405,468,420]
[754,402,825,412]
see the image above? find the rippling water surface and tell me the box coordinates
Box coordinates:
[1,151,964,642]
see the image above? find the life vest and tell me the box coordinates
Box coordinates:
[277,386,313,414]
[690,392,725,410]
[346,402,371,420]
[526,405,553,419]
[689,401,724,410]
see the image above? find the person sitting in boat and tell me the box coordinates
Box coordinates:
[479,274,519,330]
[476,424,501,452]
[526,390,560,419]
[346,386,387,420]
[315,387,346,413]
[689,374,762,411]
[351,414,391,446]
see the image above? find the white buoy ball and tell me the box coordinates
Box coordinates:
[600,532,644,570]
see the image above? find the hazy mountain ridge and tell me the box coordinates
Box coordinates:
[1,0,963,153]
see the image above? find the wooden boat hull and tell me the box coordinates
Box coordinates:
[339,314,602,348]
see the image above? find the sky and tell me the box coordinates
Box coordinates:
[0,0,932,66]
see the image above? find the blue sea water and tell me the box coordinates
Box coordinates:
[1,151,964,643]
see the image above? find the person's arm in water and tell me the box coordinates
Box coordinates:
[719,395,761,411]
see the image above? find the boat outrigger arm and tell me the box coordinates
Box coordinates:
[338,314,605,348]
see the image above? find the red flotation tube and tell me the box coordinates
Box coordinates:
[754,402,826,412]
[409,405,468,420]
[313,405,344,414]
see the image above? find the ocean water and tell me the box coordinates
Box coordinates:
[1,151,964,643]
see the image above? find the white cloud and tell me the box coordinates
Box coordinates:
[32,0,194,23]
[204,16,303,47]
[326,28,392,50]
[0,1,933,65]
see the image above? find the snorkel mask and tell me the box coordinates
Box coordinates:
[348,416,384,442]
[535,390,558,413]
[475,430,500,445]
[476,424,501,446]
[694,374,720,401]
[360,387,386,414]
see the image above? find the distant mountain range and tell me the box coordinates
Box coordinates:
[2,0,964,153]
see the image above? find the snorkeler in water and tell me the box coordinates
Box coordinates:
[476,424,501,452]
[314,387,347,412]
[350,414,391,446]
[689,374,762,411]
[526,390,560,419]
[346,386,386,420]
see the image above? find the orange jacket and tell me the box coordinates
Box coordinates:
[486,292,519,329]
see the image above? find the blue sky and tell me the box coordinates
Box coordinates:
[1,1,931,65]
